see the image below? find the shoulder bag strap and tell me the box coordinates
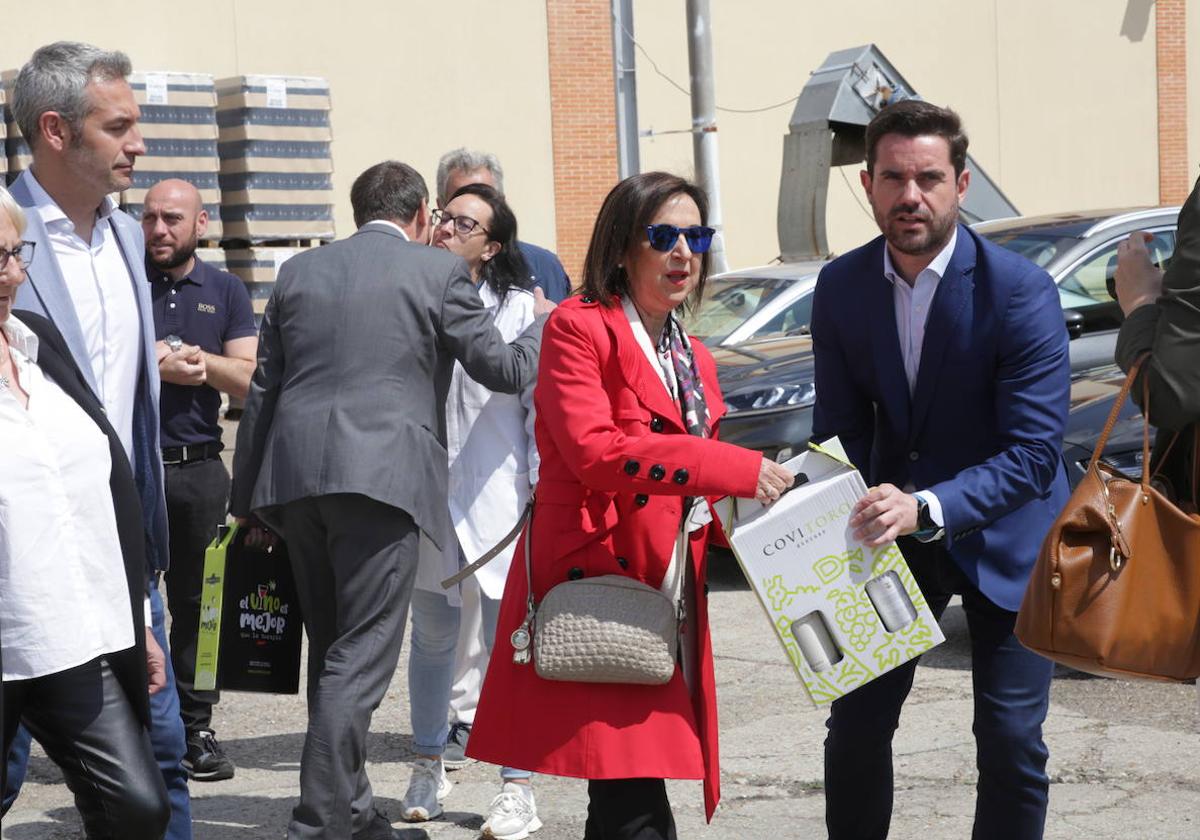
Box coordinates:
[440,498,534,589]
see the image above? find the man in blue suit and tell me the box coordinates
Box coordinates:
[5,41,193,839]
[810,100,1070,840]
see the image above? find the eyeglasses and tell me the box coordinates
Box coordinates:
[431,209,489,238]
[0,241,35,272]
[645,224,716,254]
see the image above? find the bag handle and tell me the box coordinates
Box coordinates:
[1086,353,1150,476]
[440,499,534,590]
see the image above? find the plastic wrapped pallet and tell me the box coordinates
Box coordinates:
[121,72,222,239]
[224,246,308,317]
[1,70,30,182]
[0,84,7,181]
[194,247,228,273]
[215,75,333,242]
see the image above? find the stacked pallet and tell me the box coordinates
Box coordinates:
[215,75,334,243]
[123,72,222,239]
[224,245,308,324]
[0,84,7,182]
[1,71,30,182]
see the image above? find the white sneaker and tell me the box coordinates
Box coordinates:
[401,757,452,822]
[482,782,542,839]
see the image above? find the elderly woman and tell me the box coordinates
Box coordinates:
[0,186,169,838]
[468,172,793,839]
[403,183,542,838]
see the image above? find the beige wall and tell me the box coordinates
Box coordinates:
[4,1,1182,266]
[633,0,1162,267]
[4,0,561,248]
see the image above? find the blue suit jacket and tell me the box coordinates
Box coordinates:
[10,170,170,572]
[810,224,1070,611]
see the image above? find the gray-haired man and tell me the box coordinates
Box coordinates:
[436,147,571,303]
[7,40,192,840]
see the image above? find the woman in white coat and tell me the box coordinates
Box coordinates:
[403,183,542,840]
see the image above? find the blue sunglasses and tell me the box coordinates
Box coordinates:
[645,224,716,253]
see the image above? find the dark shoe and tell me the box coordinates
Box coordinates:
[442,721,473,770]
[183,729,235,781]
[353,808,430,840]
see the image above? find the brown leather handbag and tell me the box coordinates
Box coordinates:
[1015,356,1200,682]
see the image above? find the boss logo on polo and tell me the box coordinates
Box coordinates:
[197,302,216,314]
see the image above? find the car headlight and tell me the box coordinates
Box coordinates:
[725,381,816,415]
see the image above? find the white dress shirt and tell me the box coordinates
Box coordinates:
[882,230,959,532]
[0,315,137,681]
[24,171,140,463]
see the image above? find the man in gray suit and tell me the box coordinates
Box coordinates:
[230,160,550,840]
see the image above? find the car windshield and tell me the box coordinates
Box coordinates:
[979,230,1079,268]
[684,276,797,343]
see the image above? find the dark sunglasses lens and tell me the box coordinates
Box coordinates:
[684,228,714,253]
[647,225,678,251]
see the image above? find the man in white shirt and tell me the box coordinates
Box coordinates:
[7,41,192,840]
[810,100,1071,840]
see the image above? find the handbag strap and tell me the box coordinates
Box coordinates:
[1087,353,1150,476]
[440,499,534,589]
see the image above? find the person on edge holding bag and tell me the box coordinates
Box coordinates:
[466,171,794,840]
[1113,173,1200,509]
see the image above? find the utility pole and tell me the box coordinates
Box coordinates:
[685,0,728,273]
[612,0,640,179]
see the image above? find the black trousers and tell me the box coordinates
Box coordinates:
[1,657,169,839]
[824,537,1054,840]
[584,778,677,840]
[163,455,230,734]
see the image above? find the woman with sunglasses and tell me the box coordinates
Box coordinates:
[403,182,544,839]
[467,172,794,839]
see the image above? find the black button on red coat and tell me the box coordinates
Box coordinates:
[624,459,640,475]
[634,494,649,506]
[650,417,664,432]
[648,464,666,481]
[568,567,584,580]
[672,468,689,485]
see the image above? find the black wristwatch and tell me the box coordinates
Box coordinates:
[914,495,945,542]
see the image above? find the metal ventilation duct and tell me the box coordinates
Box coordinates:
[777,44,1018,262]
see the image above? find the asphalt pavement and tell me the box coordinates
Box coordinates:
[3,422,1198,839]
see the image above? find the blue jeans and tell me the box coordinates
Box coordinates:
[3,577,192,838]
[408,588,530,781]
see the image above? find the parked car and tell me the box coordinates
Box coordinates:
[683,260,827,347]
[712,206,1180,465]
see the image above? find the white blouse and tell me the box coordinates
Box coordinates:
[0,315,136,681]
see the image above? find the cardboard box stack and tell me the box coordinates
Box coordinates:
[215,75,334,243]
[0,84,7,182]
[224,245,307,324]
[2,71,30,183]
[123,72,222,239]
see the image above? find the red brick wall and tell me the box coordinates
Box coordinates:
[1156,0,1188,205]
[545,0,619,283]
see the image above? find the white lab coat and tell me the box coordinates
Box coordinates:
[416,283,539,603]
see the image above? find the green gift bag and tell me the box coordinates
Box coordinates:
[195,523,303,694]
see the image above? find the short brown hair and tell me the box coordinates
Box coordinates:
[581,171,710,310]
[865,100,968,177]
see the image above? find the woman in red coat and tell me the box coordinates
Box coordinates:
[468,172,794,839]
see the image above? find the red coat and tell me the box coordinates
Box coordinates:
[467,295,761,821]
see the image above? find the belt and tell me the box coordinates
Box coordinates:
[162,441,223,465]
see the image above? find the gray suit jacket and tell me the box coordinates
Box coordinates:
[10,170,170,571]
[230,222,544,546]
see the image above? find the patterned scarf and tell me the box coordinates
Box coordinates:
[659,315,709,438]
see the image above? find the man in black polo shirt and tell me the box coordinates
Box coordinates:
[143,179,258,782]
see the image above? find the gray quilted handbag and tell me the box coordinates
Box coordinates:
[533,573,679,684]
[443,497,685,686]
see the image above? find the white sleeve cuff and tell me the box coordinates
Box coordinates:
[144,595,153,626]
[913,489,944,528]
